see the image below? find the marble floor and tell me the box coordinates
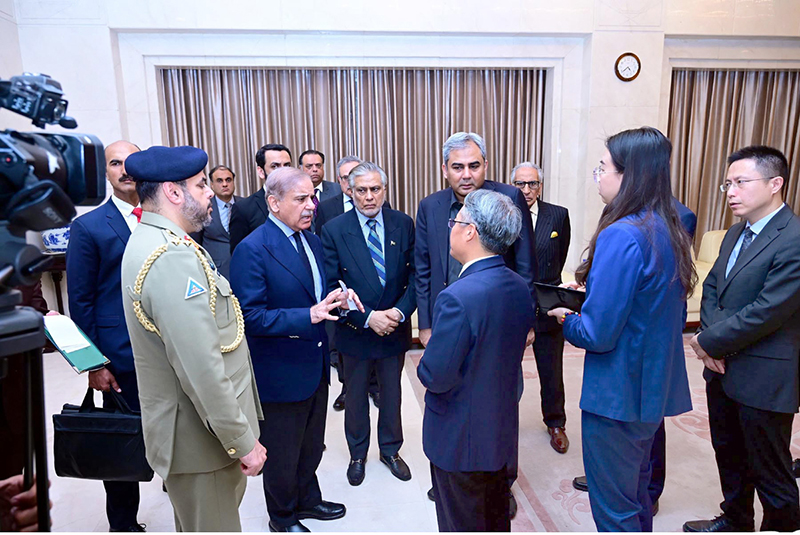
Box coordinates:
[40,335,800,532]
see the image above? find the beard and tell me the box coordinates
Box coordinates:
[182,193,212,231]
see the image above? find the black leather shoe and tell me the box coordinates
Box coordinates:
[427,487,435,501]
[652,499,659,517]
[683,515,754,532]
[369,391,380,408]
[793,458,800,478]
[333,391,345,411]
[380,454,411,481]
[572,475,588,492]
[347,458,365,486]
[509,493,518,519]
[110,524,146,532]
[268,520,310,532]
[296,501,346,521]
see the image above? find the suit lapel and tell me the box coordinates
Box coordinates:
[263,221,316,301]
[105,199,131,245]
[344,213,384,296]
[209,198,228,238]
[383,211,401,287]
[255,191,269,220]
[534,201,552,251]
[432,194,450,281]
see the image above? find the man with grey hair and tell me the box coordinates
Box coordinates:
[415,132,537,515]
[511,162,572,455]
[418,189,535,532]
[321,161,416,486]
[230,166,363,532]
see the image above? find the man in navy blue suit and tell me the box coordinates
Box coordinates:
[418,189,535,532]
[230,167,363,532]
[66,140,146,532]
[321,162,416,486]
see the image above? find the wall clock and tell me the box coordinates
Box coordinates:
[615,52,641,82]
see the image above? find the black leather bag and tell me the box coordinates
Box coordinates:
[53,387,154,482]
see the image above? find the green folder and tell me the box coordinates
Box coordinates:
[44,321,110,374]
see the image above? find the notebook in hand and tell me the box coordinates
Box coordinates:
[534,282,586,313]
[43,315,109,374]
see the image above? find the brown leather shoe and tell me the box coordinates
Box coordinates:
[548,427,569,454]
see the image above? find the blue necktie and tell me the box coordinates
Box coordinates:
[740,228,755,255]
[367,220,385,287]
[293,232,313,281]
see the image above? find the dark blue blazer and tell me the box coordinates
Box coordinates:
[66,199,135,377]
[417,256,535,472]
[320,208,416,360]
[562,211,692,423]
[230,217,329,403]
[414,181,538,330]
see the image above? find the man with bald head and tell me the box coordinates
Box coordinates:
[231,167,362,532]
[66,140,148,531]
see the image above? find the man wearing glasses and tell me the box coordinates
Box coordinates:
[511,162,571,455]
[683,145,800,533]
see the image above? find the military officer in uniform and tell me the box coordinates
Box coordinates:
[120,146,267,532]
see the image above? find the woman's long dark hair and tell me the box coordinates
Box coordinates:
[575,127,697,298]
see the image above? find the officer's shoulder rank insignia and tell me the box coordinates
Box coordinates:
[185,277,207,299]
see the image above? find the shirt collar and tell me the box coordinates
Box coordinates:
[214,196,233,210]
[746,203,785,235]
[459,254,498,277]
[530,198,539,216]
[355,207,385,229]
[449,189,461,208]
[268,212,298,239]
[111,194,137,217]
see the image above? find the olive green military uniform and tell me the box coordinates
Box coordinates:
[121,212,262,532]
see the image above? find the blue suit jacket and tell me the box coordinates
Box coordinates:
[563,211,692,423]
[414,181,537,330]
[66,199,136,377]
[320,208,416,360]
[230,217,329,403]
[417,256,535,472]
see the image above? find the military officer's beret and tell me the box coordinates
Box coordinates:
[126,146,208,182]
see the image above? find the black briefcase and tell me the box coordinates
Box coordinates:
[53,387,154,482]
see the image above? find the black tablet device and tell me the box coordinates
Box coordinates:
[534,282,586,313]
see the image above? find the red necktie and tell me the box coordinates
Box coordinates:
[132,207,143,223]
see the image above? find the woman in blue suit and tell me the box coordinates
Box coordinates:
[549,127,696,531]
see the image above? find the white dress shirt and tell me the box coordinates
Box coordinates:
[111,195,140,232]
[529,198,539,229]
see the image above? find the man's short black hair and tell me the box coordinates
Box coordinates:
[136,179,188,205]
[728,145,790,189]
[209,165,235,180]
[299,149,325,166]
[255,144,292,169]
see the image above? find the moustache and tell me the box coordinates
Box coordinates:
[119,175,134,182]
[301,210,315,218]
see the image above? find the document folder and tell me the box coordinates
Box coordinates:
[534,282,586,313]
[43,315,109,374]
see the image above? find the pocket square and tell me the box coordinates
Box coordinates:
[550,231,559,239]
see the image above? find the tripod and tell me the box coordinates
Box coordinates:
[0,288,50,532]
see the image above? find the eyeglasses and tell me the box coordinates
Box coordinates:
[513,180,541,190]
[592,166,617,184]
[719,176,777,192]
[447,218,478,233]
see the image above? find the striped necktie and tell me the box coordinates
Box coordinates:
[367,219,385,287]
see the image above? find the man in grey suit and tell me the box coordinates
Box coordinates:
[192,164,242,279]
[684,145,800,533]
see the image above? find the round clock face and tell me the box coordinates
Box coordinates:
[615,53,641,82]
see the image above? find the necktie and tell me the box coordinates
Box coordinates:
[132,207,142,223]
[740,228,755,255]
[312,191,320,216]
[293,232,313,280]
[367,220,386,287]
[222,203,231,233]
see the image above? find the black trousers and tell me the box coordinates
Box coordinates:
[431,462,510,532]
[260,378,328,528]
[343,354,403,459]
[706,377,800,531]
[102,370,141,530]
[647,421,666,503]
[531,328,566,428]
[336,353,380,396]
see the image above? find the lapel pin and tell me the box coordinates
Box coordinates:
[390,240,396,246]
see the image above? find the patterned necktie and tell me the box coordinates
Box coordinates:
[739,228,755,255]
[312,191,320,216]
[132,207,142,223]
[367,219,386,287]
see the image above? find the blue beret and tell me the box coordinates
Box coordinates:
[126,146,208,182]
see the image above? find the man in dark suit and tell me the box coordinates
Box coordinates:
[418,189,535,532]
[300,150,341,207]
[191,164,242,279]
[230,167,363,532]
[321,162,416,486]
[229,143,292,254]
[66,140,146,532]
[684,146,800,533]
[512,162,571,454]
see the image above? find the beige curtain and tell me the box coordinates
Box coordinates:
[668,69,800,243]
[159,68,547,216]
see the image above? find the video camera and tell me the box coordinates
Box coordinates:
[1,73,106,532]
